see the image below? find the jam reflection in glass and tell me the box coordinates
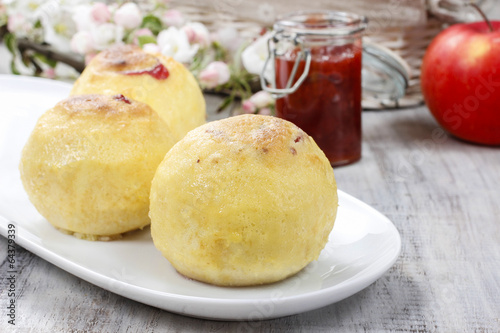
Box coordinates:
[275,42,362,167]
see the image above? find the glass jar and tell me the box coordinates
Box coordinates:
[262,11,368,167]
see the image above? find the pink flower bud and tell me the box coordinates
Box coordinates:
[257,107,272,115]
[114,3,142,30]
[183,26,196,44]
[199,61,230,88]
[242,100,257,114]
[42,68,56,80]
[182,22,210,47]
[161,9,184,27]
[249,90,274,108]
[91,2,111,24]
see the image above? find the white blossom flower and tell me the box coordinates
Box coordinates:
[69,3,123,53]
[70,30,93,54]
[114,2,141,30]
[7,13,31,36]
[212,27,241,52]
[4,0,47,37]
[36,3,75,52]
[5,0,45,17]
[72,4,93,32]
[182,22,210,47]
[161,9,184,27]
[142,43,161,54]
[157,26,198,63]
[92,23,123,50]
[241,32,273,81]
[199,61,230,88]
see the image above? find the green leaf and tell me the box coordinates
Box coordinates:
[4,33,17,54]
[188,49,205,74]
[10,59,20,75]
[217,95,234,113]
[123,31,134,44]
[141,14,163,35]
[33,52,58,68]
[137,35,157,47]
[211,41,227,62]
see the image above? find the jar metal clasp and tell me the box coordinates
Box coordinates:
[260,31,312,99]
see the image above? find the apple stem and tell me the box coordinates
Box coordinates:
[468,2,494,32]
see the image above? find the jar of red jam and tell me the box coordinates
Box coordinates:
[262,11,368,167]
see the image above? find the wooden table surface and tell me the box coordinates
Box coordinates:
[1,94,499,332]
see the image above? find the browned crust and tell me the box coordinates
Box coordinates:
[93,44,160,73]
[199,114,312,158]
[56,94,153,117]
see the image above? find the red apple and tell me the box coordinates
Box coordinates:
[421,21,500,145]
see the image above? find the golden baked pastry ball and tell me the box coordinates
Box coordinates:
[19,94,175,240]
[70,44,206,141]
[150,114,338,286]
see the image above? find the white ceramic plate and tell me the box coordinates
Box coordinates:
[0,75,401,320]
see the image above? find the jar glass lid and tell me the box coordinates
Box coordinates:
[274,10,368,37]
[362,39,411,109]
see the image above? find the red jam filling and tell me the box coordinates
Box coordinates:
[275,44,362,166]
[123,63,170,80]
[113,94,131,104]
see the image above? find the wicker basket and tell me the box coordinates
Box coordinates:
[171,0,450,109]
